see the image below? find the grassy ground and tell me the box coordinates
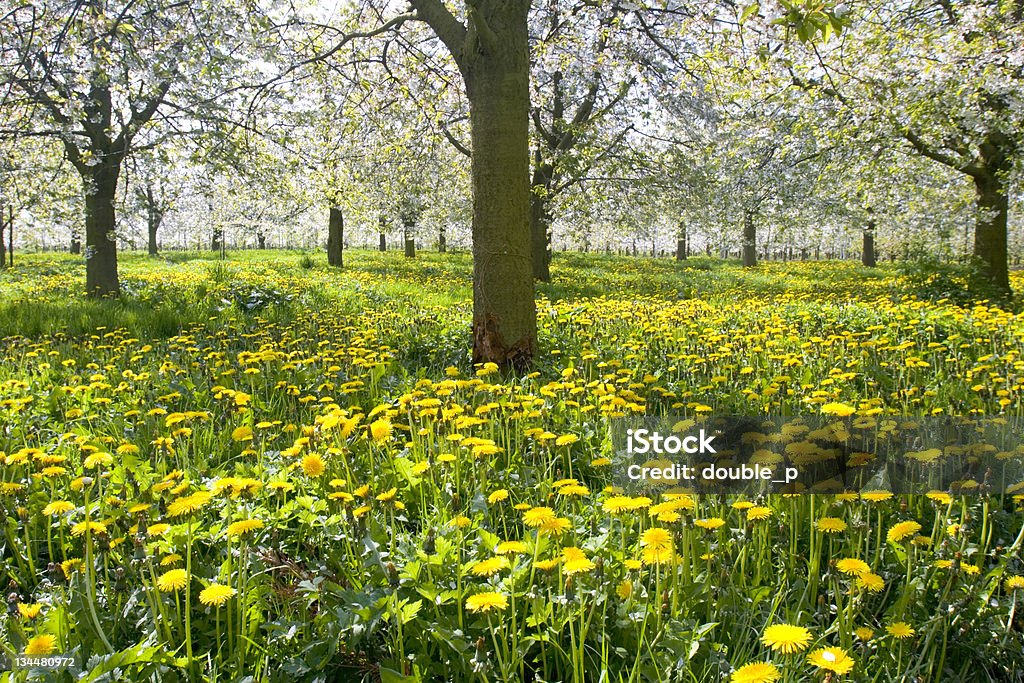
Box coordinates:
[0,251,1022,682]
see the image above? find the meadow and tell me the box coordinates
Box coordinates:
[1,251,1023,682]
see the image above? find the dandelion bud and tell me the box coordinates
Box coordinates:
[422,528,436,555]
[386,562,400,587]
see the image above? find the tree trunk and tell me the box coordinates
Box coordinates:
[147,210,161,256]
[676,221,687,260]
[862,218,876,267]
[211,227,222,253]
[327,206,344,267]
[438,226,447,253]
[257,233,266,249]
[530,159,554,281]
[378,215,387,252]
[82,163,121,297]
[972,172,1011,295]
[0,203,6,268]
[70,234,81,254]
[463,1,536,368]
[742,211,757,267]
[403,221,416,258]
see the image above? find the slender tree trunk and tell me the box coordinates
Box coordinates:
[70,234,81,254]
[147,210,162,257]
[676,221,687,260]
[438,226,447,253]
[463,2,536,367]
[0,203,6,268]
[530,158,554,281]
[972,172,1011,295]
[378,215,387,252]
[211,227,222,253]
[82,163,121,297]
[862,218,876,268]
[742,210,757,267]
[327,207,344,267]
[257,233,266,249]
[403,220,416,258]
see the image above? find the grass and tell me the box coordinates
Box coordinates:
[0,250,1022,682]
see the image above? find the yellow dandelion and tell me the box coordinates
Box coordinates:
[42,501,75,516]
[465,592,508,613]
[807,646,854,675]
[561,546,596,575]
[856,572,885,593]
[17,603,42,619]
[488,489,509,504]
[495,541,527,555]
[887,520,923,544]
[300,454,326,477]
[522,506,556,527]
[816,517,847,534]
[835,558,871,577]
[471,556,510,576]
[157,568,189,592]
[199,583,236,607]
[226,519,264,537]
[887,622,915,639]
[730,662,780,683]
[761,623,812,654]
[24,634,57,656]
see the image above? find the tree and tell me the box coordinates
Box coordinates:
[787,0,1023,295]
[402,0,536,367]
[0,0,256,296]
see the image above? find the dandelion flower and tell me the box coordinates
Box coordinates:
[495,541,527,555]
[471,557,509,576]
[561,546,596,575]
[199,583,236,607]
[835,558,871,577]
[42,501,75,516]
[157,568,189,592]
[17,603,42,619]
[167,491,212,517]
[807,647,855,675]
[887,622,915,639]
[616,580,633,599]
[695,517,726,530]
[855,627,874,641]
[24,634,57,656]
[538,517,572,536]
[887,520,922,544]
[1005,576,1024,591]
[730,662,780,683]
[522,506,556,527]
[70,520,107,537]
[856,573,885,593]
[465,591,508,613]
[816,517,847,534]
[300,454,326,477]
[369,419,393,444]
[488,489,509,504]
[747,506,772,521]
[761,623,812,654]
[227,519,264,537]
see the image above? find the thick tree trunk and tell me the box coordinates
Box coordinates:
[211,227,223,253]
[327,207,344,267]
[862,218,876,268]
[530,160,554,281]
[82,163,121,297]
[438,227,447,253]
[742,211,757,267]
[463,2,536,368]
[378,215,387,252]
[257,233,266,249]
[972,172,1011,295]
